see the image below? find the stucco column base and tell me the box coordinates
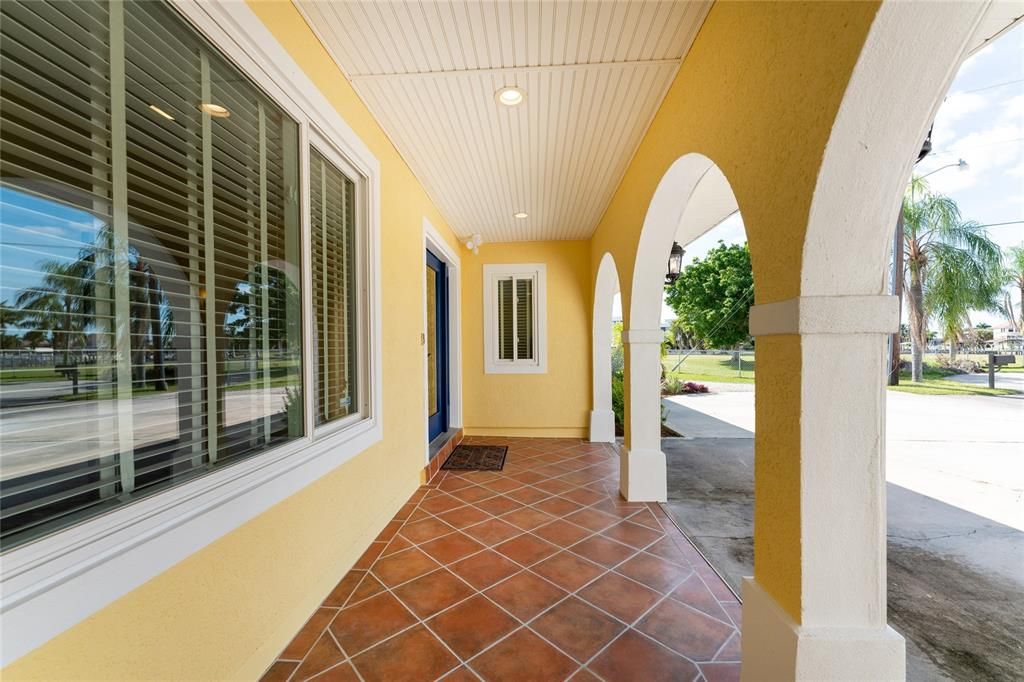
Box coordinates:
[741,578,906,682]
[619,447,667,502]
[589,409,615,443]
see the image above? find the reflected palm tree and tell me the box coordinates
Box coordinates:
[0,300,23,350]
[14,223,175,392]
[15,258,94,367]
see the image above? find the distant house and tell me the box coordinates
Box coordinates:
[992,322,1023,351]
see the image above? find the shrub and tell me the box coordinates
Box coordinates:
[661,378,709,395]
[611,371,624,430]
[934,356,981,374]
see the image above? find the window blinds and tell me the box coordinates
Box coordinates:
[310,149,358,427]
[0,0,303,548]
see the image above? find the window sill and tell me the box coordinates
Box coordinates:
[484,364,548,374]
[0,417,381,666]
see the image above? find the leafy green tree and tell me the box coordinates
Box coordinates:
[664,242,753,349]
[973,323,993,344]
[902,177,1002,377]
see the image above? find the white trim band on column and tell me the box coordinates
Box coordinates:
[749,295,899,336]
[622,328,664,344]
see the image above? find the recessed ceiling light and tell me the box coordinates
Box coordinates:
[495,86,524,107]
[199,103,230,118]
[148,104,175,121]
[514,212,528,219]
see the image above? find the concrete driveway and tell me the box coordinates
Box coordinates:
[660,381,1024,681]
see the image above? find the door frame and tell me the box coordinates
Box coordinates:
[422,218,462,463]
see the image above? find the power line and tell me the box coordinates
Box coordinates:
[952,78,1024,96]
[980,221,1024,228]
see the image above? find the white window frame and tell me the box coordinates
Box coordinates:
[0,0,384,667]
[483,263,547,374]
[308,128,372,439]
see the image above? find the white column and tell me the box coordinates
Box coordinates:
[621,328,666,501]
[590,303,615,443]
[742,295,906,681]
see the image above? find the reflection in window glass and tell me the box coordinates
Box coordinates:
[0,0,302,548]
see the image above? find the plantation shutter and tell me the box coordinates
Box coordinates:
[0,0,302,548]
[310,148,358,426]
[494,274,536,363]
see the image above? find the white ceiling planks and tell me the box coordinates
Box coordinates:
[296,0,711,243]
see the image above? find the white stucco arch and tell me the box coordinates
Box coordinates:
[801,2,991,297]
[622,152,741,501]
[590,252,621,443]
[741,4,1003,680]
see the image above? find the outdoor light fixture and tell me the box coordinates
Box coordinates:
[148,104,175,121]
[199,102,230,118]
[956,158,969,171]
[495,86,524,107]
[665,242,685,284]
[514,212,528,219]
[465,233,483,255]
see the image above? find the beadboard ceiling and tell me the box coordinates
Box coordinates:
[295,0,711,243]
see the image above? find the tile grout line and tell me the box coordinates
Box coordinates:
[270,438,736,682]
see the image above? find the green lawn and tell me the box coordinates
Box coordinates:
[662,354,755,384]
[659,352,1021,395]
[888,375,1018,396]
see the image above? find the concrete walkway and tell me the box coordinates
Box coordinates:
[660,384,1024,681]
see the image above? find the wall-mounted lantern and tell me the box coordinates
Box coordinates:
[665,242,685,284]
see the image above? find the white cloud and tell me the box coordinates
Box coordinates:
[957,43,996,77]
[923,89,1024,195]
[933,90,990,141]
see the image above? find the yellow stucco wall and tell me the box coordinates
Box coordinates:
[462,241,591,438]
[588,1,880,621]
[2,2,464,680]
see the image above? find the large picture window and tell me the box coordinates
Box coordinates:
[0,0,303,548]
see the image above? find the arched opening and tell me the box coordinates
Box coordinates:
[590,252,620,443]
[622,153,748,502]
[735,3,1016,679]
[787,5,1023,680]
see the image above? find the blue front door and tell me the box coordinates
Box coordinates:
[426,250,449,442]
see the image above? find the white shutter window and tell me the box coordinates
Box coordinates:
[0,0,303,548]
[483,265,547,374]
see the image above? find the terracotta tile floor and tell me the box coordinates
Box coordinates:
[262,438,741,682]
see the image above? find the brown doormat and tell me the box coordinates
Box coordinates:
[441,444,508,471]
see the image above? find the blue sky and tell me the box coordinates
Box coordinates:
[636,24,1024,327]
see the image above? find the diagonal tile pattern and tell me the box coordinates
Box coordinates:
[263,437,741,682]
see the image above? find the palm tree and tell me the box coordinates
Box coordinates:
[0,300,23,350]
[1003,244,1024,332]
[901,176,1002,380]
[15,259,94,367]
